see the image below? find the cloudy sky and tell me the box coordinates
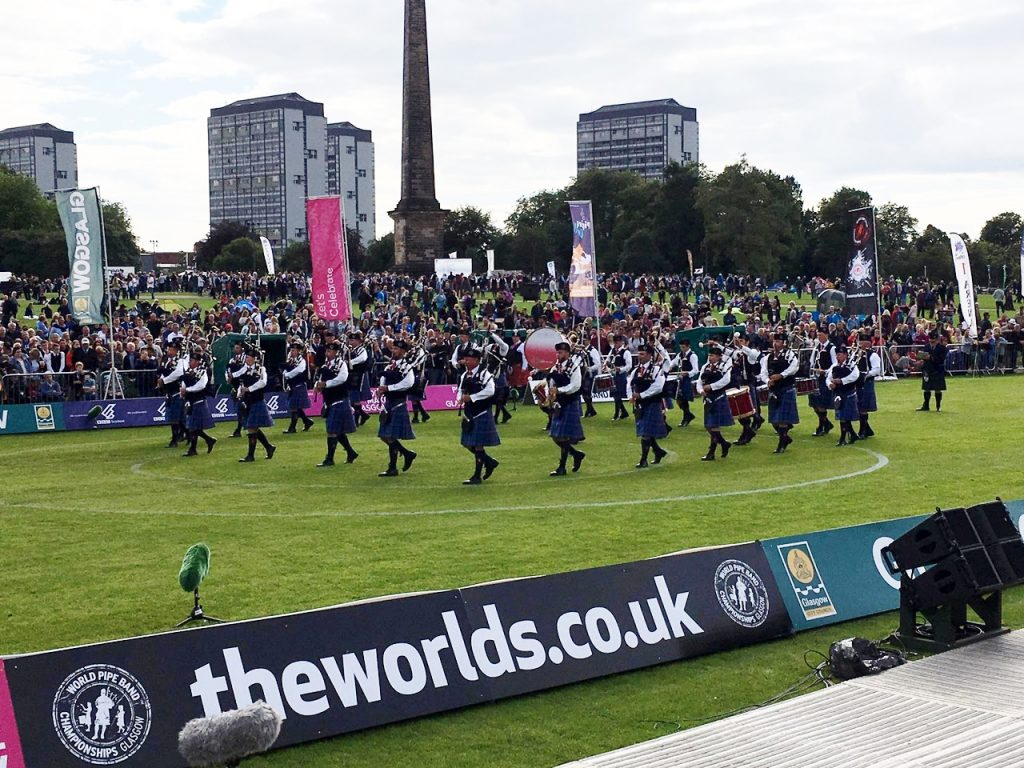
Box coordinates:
[5,0,1023,252]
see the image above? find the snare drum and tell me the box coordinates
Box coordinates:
[663,372,680,399]
[796,378,817,396]
[726,386,756,419]
[757,386,770,405]
[593,374,614,392]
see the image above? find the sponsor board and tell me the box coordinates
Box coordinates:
[775,542,837,622]
[0,542,789,767]
[0,404,65,435]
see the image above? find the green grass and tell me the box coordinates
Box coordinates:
[2,376,1024,766]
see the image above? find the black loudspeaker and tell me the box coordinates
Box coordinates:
[884,498,1024,652]
[520,282,542,301]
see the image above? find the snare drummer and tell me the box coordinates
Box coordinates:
[609,335,632,421]
[581,334,601,418]
[672,338,699,427]
[810,328,837,437]
[855,332,881,438]
[760,331,800,453]
[729,334,764,447]
[695,343,733,461]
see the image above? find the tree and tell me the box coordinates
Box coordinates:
[696,158,804,278]
[811,187,873,278]
[910,224,953,282]
[444,207,502,270]
[0,166,57,231]
[347,228,368,272]
[365,233,395,272]
[213,237,262,272]
[654,162,704,273]
[619,229,668,274]
[280,241,311,272]
[979,212,1023,249]
[875,203,918,278]
[101,202,141,268]
[194,220,258,270]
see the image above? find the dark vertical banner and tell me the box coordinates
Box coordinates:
[567,201,597,318]
[55,189,106,325]
[847,207,880,318]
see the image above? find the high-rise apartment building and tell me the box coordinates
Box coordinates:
[576,99,699,180]
[0,123,78,195]
[208,93,326,251]
[326,122,376,246]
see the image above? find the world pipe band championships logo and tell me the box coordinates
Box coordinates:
[713,560,770,628]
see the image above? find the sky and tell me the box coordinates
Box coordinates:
[4,0,1023,253]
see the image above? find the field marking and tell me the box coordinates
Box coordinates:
[7,448,888,520]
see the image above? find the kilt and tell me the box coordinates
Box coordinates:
[349,372,373,403]
[810,377,830,411]
[166,393,185,425]
[378,401,416,441]
[409,378,426,403]
[287,383,311,411]
[857,378,877,413]
[493,372,509,405]
[922,371,947,392]
[461,409,501,448]
[768,387,800,425]
[833,390,859,421]
[245,400,275,429]
[549,399,585,443]
[185,399,214,431]
[704,393,734,429]
[676,376,694,403]
[613,372,628,398]
[635,401,669,439]
[325,400,356,435]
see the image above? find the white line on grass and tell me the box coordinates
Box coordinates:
[8,449,888,520]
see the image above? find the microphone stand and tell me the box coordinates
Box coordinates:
[177,587,225,628]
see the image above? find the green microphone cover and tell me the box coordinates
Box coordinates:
[179,543,211,592]
[87,405,102,419]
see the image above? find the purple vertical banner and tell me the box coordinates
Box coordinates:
[567,200,597,318]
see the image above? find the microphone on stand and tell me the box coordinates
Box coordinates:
[178,701,283,768]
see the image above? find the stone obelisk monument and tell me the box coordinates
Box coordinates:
[390,0,447,275]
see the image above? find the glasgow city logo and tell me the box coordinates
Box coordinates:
[52,664,151,765]
[714,559,770,628]
[777,541,837,621]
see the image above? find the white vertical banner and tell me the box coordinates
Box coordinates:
[486,249,495,275]
[949,234,978,338]
[547,260,556,278]
[1019,227,1023,293]
[259,236,275,275]
[448,251,457,259]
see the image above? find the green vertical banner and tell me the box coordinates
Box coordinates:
[55,188,106,325]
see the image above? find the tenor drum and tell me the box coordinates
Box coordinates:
[726,386,756,419]
[523,327,565,370]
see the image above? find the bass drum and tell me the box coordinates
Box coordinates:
[523,327,566,370]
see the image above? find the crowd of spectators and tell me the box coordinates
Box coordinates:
[1,269,1022,405]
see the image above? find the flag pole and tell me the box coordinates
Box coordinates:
[96,187,120,399]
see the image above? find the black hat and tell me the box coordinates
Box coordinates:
[347,330,363,340]
[707,343,723,355]
[636,343,652,354]
[326,340,342,351]
[166,337,180,349]
[243,344,258,357]
[322,328,336,336]
[835,345,849,355]
[928,330,939,340]
[554,341,570,352]
[680,338,691,346]
[289,341,304,350]
[461,346,482,359]
[393,339,410,351]
[772,332,787,342]
[189,350,204,361]
[858,332,872,342]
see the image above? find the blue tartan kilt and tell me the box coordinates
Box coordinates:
[461,409,501,447]
[834,390,860,421]
[635,401,669,439]
[809,377,830,411]
[857,379,877,413]
[493,373,509,404]
[349,372,372,403]
[549,399,585,443]
[768,387,800,425]
[325,400,356,435]
[185,399,215,431]
[613,373,628,398]
[287,383,311,411]
[676,377,694,403]
[166,394,185,424]
[245,400,275,429]
[703,394,734,429]
[378,401,415,441]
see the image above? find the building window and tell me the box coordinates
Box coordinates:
[42,147,53,156]
[346,146,355,155]
[293,175,304,184]
[346,191,355,199]
[357,169,366,178]
[293,121,303,131]
[294,228,305,238]
[57,170,67,179]
[306,149,318,159]
[358,213,368,222]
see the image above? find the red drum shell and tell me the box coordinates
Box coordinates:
[726,386,756,419]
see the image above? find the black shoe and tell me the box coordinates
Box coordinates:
[303,421,315,432]
[239,456,255,463]
[500,413,512,424]
[753,415,765,430]
[812,427,824,437]
[379,468,399,477]
[463,477,482,485]
[735,435,751,446]
[822,422,834,434]
[720,441,731,458]
[701,452,715,461]
[917,405,930,411]
[346,451,359,464]
[683,414,696,427]
[230,430,241,438]
[571,452,585,473]
[167,440,178,448]
[550,467,567,476]
[652,449,667,465]
[836,437,847,446]
[205,437,217,454]
[182,450,198,457]
[611,415,620,421]
[848,433,859,444]
[282,428,297,434]
[483,458,499,479]
[636,460,649,469]
[782,434,793,451]
[317,458,335,467]
[411,415,420,423]
[402,451,417,472]
[265,444,277,460]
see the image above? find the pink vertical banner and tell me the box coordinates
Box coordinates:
[0,660,27,768]
[307,196,352,321]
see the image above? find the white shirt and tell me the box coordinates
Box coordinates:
[457,366,495,402]
[695,361,730,395]
[183,369,208,393]
[826,362,860,389]
[380,363,414,392]
[283,355,307,380]
[323,359,349,389]
[551,360,582,395]
[631,362,665,400]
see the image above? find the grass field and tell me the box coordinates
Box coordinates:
[2,375,1024,766]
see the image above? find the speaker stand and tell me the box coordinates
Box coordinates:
[889,591,1010,653]
[177,589,225,628]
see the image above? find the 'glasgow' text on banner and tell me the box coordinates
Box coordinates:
[55,188,106,325]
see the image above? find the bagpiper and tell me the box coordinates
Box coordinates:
[225,340,247,437]
[156,337,186,448]
[809,327,837,436]
[629,343,669,468]
[695,343,733,461]
[672,338,699,427]
[236,345,277,462]
[377,339,417,477]
[456,346,501,484]
[728,335,764,446]
[484,327,513,424]
[855,332,881,437]
[826,345,860,446]
[760,331,800,453]
[609,334,633,421]
[916,330,947,412]
[180,349,216,456]
[346,330,373,426]
[282,341,315,433]
[313,340,358,466]
[547,341,586,475]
